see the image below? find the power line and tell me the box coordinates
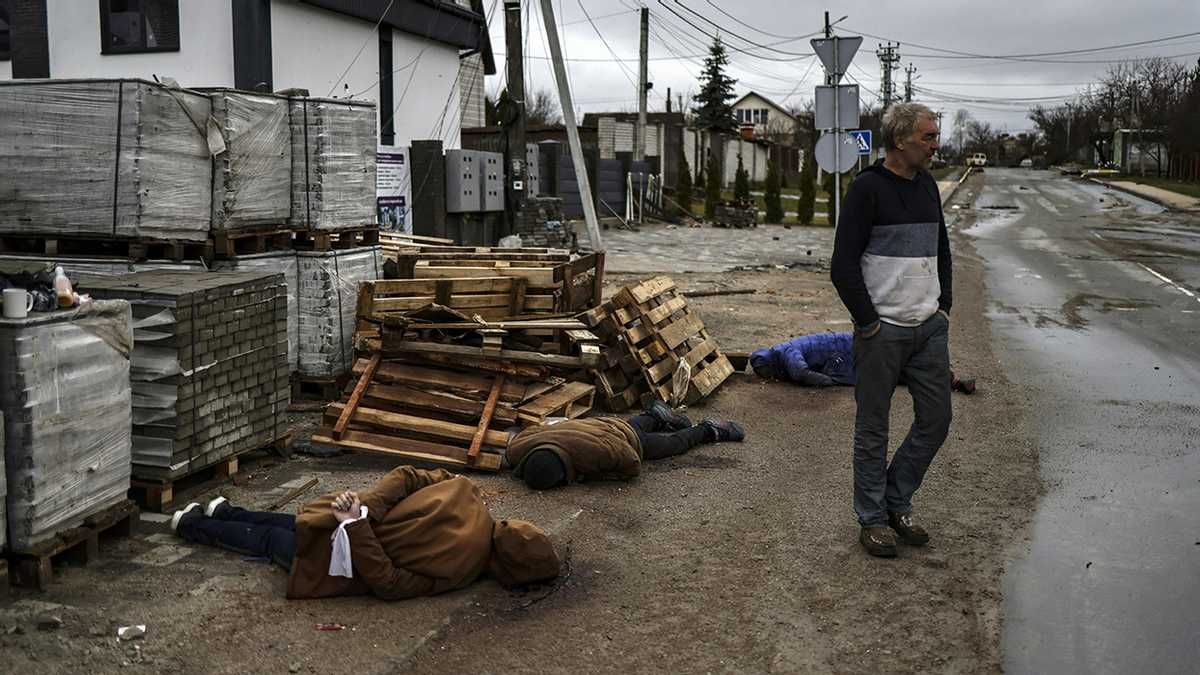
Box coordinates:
[578,0,640,88]
[668,0,820,58]
[843,27,1200,61]
[702,0,819,41]
[651,1,816,63]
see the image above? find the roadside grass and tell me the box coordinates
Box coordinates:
[1121,175,1200,200]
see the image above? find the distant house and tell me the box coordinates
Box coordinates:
[1,0,495,148]
[732,91,798,143]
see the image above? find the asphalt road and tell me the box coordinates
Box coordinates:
[963,169,1200,674]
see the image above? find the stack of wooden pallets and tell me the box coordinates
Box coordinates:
[582,276,735,411]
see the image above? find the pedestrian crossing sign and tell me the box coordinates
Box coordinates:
[850,130,872,156]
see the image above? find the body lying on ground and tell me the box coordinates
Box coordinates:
[504,402,746,490]
[171,466,560,600]
[751,331,976,394]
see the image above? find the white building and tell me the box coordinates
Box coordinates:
[732,91,798,142]
[0,0,494,149]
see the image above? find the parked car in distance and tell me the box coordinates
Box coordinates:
[967,153,988,167]
[1020,158,1033,168]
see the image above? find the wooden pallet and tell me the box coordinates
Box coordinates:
[292,372,351,401]
[516,381,595,424]
[211,227,296,258]
[293,226,380,251]
[6,500,139,591]
[130,434,292,512]
[0,233,212,262]
[356,277,553,325]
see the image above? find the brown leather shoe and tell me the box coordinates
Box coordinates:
[859,526,898,557]
[888,512,931,546]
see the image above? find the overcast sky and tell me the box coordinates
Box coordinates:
[484,0,1200,133]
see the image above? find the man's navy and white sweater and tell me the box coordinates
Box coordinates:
[830,161,952,328]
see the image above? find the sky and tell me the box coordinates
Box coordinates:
[483,0,1200,134]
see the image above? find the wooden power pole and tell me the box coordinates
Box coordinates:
[635,7,649,162]
[503,1,527,234]
[538,0,603,251]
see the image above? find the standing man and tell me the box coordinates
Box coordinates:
[830,102,952,558]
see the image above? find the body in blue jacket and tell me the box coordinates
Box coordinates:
[750,332,855,387]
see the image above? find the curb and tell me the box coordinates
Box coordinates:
[941,166,974,207]
[1085,178,1199,213]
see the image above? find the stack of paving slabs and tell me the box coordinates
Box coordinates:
[0,79,213,241]
[387,245,605,317]
[316,306,598,472]
[288,97,377,230]
[581,276,734,411]
[0,301,134,550]
[77,270,290,482]
[208,90,293,232]
[297,246,383,379]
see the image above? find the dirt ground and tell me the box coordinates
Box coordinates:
[0,184,1043,674]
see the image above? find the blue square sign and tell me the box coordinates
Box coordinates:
[849,130,872,156]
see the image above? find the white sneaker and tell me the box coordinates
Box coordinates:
[205,496,229,518]
[170,503,202,531]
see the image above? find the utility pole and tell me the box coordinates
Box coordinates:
[503,1,526,237]
[904,63,916,102]
[876,42,900,111]
[539,0,603,251]
[635,7,649,162]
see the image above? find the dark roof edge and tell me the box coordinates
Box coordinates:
[299,0,486,50]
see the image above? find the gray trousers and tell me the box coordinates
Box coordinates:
[852,313,952,527]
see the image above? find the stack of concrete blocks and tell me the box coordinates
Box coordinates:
[209,90,293,232]
[297,246,383,379]
[515,197,574,250]
[288,97,377,230]
[78,271,289,481]
[0,301,133,550]
[1,415,5,553]
[213,252,300,373]
[0,79,212,241]
[0,255,206,278]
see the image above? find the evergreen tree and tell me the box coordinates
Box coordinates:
[797,148,816,224]
[733,154,751,202]
[704,152,721,220]
[676,148,694,216]
[692,36,738,133]
[764,159,784,223]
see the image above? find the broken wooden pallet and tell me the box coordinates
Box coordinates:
[6,500,139,591]
[355,277,552,326]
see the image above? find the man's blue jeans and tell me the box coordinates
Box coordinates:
[178,506,297,570]
[851,313,952,527]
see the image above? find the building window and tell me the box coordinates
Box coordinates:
[0,0,10,62]
[760,109,769,126]
[99,0,180,54]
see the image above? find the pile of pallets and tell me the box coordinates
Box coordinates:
[582,276,735,411]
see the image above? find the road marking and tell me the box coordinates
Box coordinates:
[1092,232,1199,304]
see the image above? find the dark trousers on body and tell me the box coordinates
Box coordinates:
[626,414,710,460]
[177,506,298,570]
[852,313,952,527]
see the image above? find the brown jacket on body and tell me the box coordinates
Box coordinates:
[286,467,493,600]
[506,417,643,483]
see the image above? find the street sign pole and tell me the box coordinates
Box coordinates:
[833,38,840,229]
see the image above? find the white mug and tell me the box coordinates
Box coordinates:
[3,287,34,319]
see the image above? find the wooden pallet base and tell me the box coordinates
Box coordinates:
[0,233,212,262]
[212,228,296,258]
[293,226,380,251]
[7,500,139,591]
[130,434,291,512]
[292,373,350,401]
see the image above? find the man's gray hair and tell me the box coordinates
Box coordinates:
[881,103,935,151]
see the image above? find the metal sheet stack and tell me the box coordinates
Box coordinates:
[297,246,383,379]
[289,97,377,230]
[208,90,293,232]
[0,79,213,241]
[0,301,134,550]
[77,271,289,481]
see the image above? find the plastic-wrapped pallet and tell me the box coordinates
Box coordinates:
[0,301,133,551]
[0,254,207,279]
[289,97,377,230]
[0,415,5,552]
[297,246,382,378]
[77,271,290,481]
[209,90,293,231]
[0,79,212,241]
[213,252,299,372]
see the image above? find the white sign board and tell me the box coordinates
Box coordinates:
[815,132,860,174]
[814,85,861,130]
[377,145,411,234]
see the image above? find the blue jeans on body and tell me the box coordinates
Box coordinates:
[177,506,298,570]
[626,414,710,460]
[852,313,952,527]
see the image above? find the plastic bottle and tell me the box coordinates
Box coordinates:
[53,266,75,308]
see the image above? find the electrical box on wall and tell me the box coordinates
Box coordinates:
[445,149,481,213]
[525,143,541,197]
[480,151,504,212]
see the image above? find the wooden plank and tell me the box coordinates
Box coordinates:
[517,381,596,420]
[641,295,688,327]
[392,352,552,380]
[687,355,735,400]
[366,277,515,295]
[402,319,587,331]
[509,276,527,316]
[405,252,570,262]
[354,358,527,402]
[656,313,707,350]
[619,276,676,306]
[379,339,593,369]
[378,233,455,245]
[327,403,510,447]
[334,353,381,440]
[312,429,502,472]
[264,477,320,511]
[468,376,505,461]
[645,337,719,383]
[361,382,519,424]
[414,265,558,288]
[372,294,546,312]
[564,329,599,343]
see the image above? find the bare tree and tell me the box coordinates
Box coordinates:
[527,88,562,126]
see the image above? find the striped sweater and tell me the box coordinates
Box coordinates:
[830,161,952,328]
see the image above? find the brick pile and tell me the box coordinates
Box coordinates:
[514,196,574,249]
